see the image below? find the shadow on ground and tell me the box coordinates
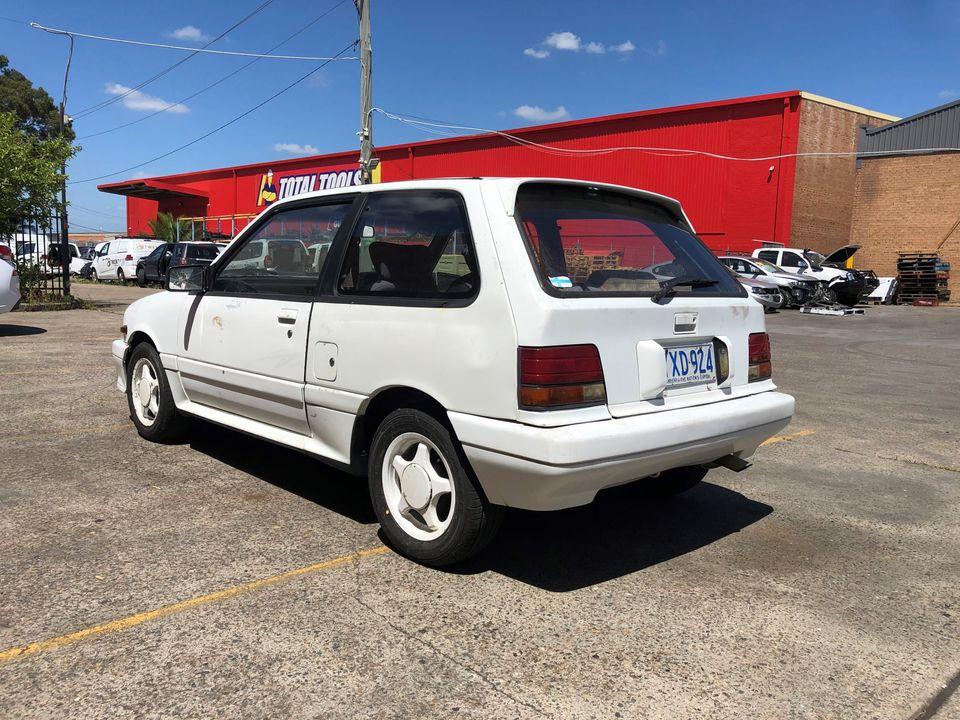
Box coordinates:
[457,481,773,592]
[0,324,47,337]
[181,420,772,591]
[186,419,376,525]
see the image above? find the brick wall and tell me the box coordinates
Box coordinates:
[789,100,888,255]
[851,153,959,301]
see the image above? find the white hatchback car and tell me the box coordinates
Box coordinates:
[112,178,794,565]
[0,255,20,313]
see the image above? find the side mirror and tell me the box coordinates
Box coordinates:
[166,264,207,292]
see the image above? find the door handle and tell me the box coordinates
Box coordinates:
[277,309,298,325]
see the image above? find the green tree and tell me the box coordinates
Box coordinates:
[0,55,74,142]
[147,212,192,242]
[0,112,75,237]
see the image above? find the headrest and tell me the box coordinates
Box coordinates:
[368,241,434,281]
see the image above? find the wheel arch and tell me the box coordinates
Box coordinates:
[350,386,454,474]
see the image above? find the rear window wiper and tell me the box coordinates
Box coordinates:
[651,276,719,304]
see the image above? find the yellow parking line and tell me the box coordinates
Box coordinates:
[3,422,131,443]
[761,429,815,446]
[0,545,390,664]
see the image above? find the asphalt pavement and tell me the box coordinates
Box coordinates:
[0,293,958,719]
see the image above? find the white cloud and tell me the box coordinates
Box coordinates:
[642,40,666,56]
[514,105,570,122]
[523,47,550,59]
[938,89,957,101]
[544,31,581,51]
[104,83,189,113]
[610,40,638,54]
[585,41,606,54]
[168,25,210,43]
[274,142,320,155]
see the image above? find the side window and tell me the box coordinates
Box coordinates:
[742,260,759,273]
[212,201,352,297]
[757,250,778,263]
[337,191,477,299]
[99,243,110,256]
[779,252,805,268]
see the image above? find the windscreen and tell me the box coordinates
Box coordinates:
[515,184,743,296]
[752,258,787,273]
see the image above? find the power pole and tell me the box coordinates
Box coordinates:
[356,0,374,184]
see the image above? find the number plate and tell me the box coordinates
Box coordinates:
[665,343,716,387]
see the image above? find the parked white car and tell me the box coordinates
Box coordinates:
[112,178,794,565]
[92,237,165,283]
[718,255,819,307]
[752,245,867,306]
[0,258,20,313]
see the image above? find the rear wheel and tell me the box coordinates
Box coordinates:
[126,342,188,442]
[136,267,146,287]
[368,409,503,566]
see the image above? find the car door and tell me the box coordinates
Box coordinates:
[94,242,111,277]
[178,197,356,434]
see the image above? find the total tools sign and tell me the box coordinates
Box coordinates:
[256,166,363,207]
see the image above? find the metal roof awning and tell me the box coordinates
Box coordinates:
[97,178,210,201]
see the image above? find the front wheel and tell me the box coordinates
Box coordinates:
[369,409,503,566]
[117,268,126,284]
[126,342,188,442]
[92,268,99,282]
[136,267,146,287]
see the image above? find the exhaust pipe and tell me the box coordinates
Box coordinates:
[709,454,752,473]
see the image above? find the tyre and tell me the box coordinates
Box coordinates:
[126,342,188,442]
[136,267,146,287]
[117,268,126,284]
[777,287,792,309]
[369,409,503,566]
[92,267,99,282]
[644,465,709,498]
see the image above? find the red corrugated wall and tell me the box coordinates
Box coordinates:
[108,92,802,252]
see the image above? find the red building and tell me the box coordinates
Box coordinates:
[99,90,896,254]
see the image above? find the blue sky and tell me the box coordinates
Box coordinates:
[2,0,958,232]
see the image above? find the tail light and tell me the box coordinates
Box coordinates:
[125,254,134,261]
[0,245,12,267]
[519,345,606,409]
[748,332,772,382]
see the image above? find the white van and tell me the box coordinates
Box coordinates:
[93,237,164,283]
[112,178,794,565]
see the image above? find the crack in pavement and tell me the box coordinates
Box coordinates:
[908,666,960,720]
[835,447,960,474]
[351,540,549,719]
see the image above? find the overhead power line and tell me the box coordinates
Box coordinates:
[78,0,352,141]
[62,0,277,120]
[69,203,124,218]
[31,22,358,61]
[375,108,960,162]
[68,41,358,185]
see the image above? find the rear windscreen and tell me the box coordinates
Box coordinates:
[186,245,220,260]
[515,184,743,297]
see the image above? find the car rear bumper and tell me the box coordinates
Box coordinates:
[449,390,795,511]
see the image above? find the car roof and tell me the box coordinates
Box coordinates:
[263,177,690,228]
